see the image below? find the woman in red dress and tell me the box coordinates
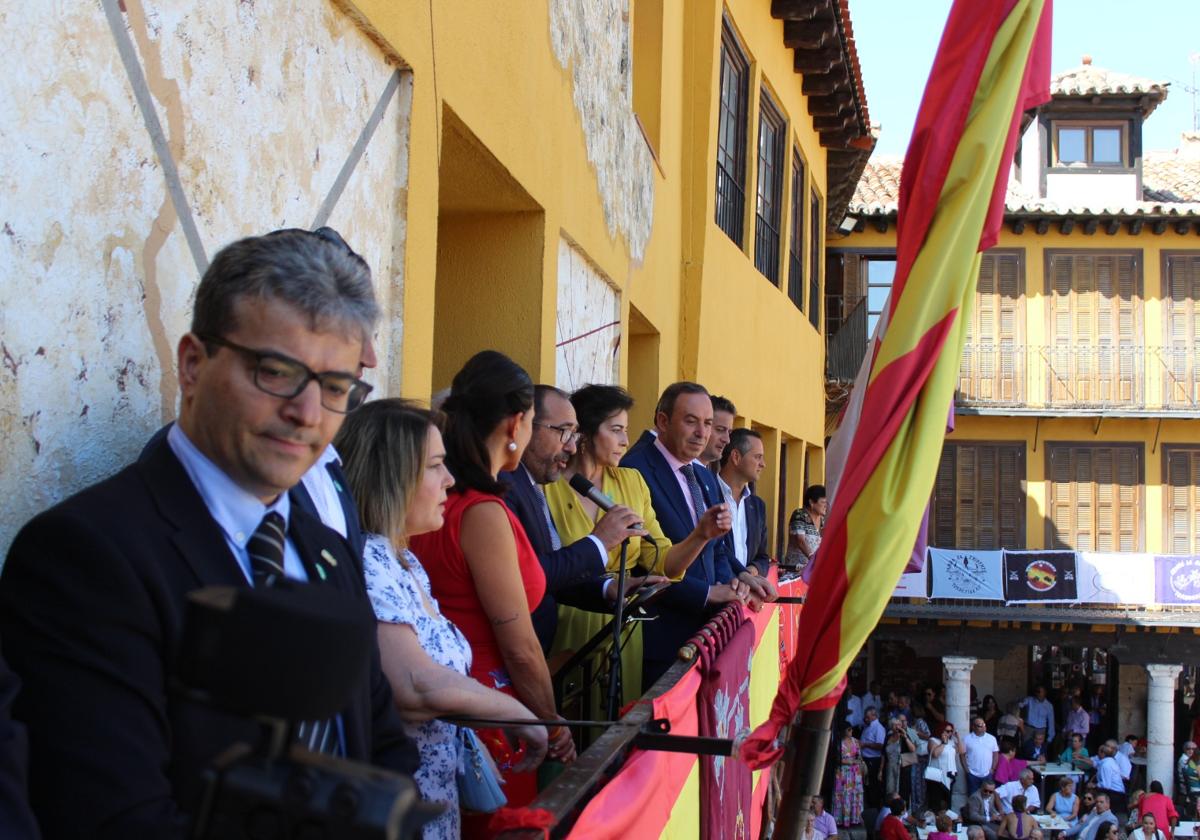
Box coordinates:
[410,351,575,836]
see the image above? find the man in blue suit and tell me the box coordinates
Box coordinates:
[620,381,749,686]
[717,429,779,603]
[500,385,647,652]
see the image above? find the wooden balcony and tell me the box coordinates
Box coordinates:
[955,343,1200,414]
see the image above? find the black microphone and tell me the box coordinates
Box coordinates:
[568,474,645,532]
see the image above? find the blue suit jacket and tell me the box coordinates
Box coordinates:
[620,431,739,669]
[724,492,771,573]
[498,466,608,653]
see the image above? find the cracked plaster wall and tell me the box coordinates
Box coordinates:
[0,0,410,557]
[555,237,620,390]
[549,0,655,262]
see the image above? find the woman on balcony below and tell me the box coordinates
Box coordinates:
[335,399,549,839]
[785,484,826,568]
[545,384,710,706]
[409,351,576,835]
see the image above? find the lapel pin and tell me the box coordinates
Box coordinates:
[321,549,338,567]
[315,564,328,581]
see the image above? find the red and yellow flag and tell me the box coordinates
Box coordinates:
[742,0,1052,768]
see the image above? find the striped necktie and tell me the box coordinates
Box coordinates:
[679,463,706,525]
[247,511,342,756]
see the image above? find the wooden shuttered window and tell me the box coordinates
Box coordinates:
[930,442,1025,549]
[1163,253,1200,407]
[959,251,1023,403]
[1165,447,1200,555]
[1046,444,1141,551]
[1046,251,1141,405]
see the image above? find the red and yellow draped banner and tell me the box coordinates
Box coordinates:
[742,0,1052,768]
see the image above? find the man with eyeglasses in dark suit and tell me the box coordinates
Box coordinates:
[0,229,418,837]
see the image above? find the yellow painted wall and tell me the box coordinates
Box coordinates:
[343,0,835,552]
[834,222,1200,554]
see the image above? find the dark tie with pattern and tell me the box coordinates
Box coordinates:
[247,511,342,755]
[535,484,563,551]
[679,463,706,525]
[247,512,287,588]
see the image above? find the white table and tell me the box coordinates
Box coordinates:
[1036,814,1070,833]
[1034,762,1082,803]
[1175,821,1199,838]
[917,829,967,840]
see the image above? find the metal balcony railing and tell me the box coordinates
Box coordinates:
[953,343,1200,412]
[826,297,867,381]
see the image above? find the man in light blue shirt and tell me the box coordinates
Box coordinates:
[1021,685,1056,741]
[862,706,886,807]
[1093,744,1128,813]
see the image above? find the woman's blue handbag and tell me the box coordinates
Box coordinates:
[457,727,508,813]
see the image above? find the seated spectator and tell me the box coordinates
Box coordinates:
[811,795,838,839]
[800,811,825,840]
[1048,776,1082,827]
[998,795,1035,839]
[879,795,913,840]
[1022,730,1050,763]
[546,384,716,706]
[336,399,550,837]
[620,381,746,686]
[0,229,420,835]
[1134,812,1168,840]
[998,769,1041,814]
[963,778,1004,840]
[930,812,957,840]
[785,484,826,568]
[410,351,576,826]
[1178,742,1200,795]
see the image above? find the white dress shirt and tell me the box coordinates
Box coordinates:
[300,444,348,538]
[717,476,751,566]
[997,780,1041,813]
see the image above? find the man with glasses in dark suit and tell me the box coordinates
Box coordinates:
[0,229,418,837]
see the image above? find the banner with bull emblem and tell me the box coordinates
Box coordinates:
[1002,550,1078,603]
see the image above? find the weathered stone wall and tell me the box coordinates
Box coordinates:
[549,0,655,262]
[555,236,621,390]
[0,0,410,556]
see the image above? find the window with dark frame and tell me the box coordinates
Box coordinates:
[715,21,749,246]
[754,92,785,283]
[808,189,821,330]
[787,148,805,311]
[1052,121,1127,167]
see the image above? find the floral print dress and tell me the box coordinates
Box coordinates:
[364,536,474,840]
[833,736,865,826]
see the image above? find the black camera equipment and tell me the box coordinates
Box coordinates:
[176,584,443,839]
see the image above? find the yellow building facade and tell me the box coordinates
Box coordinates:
[831,62,1200,558]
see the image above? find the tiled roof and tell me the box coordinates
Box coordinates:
[1051,61,1168,100]
[848,153,1200,218]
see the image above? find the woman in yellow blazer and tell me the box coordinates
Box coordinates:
[545,384,717,707]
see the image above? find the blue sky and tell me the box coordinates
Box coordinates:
[851,0,1199,157]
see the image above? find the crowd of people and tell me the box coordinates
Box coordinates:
[0,229,830,838]
[825,678,1198,840]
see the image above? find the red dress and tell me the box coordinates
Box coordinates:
[410,488,548,835]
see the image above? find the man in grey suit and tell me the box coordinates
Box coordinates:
[963,779,1004,840]
[1064,793,1118,840]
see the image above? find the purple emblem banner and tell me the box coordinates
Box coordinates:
[1154,555,1200,604]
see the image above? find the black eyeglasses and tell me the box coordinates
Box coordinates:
[533,421,581,445]
[199,334,372,413]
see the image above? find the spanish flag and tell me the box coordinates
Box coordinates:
[742,0,1052,768]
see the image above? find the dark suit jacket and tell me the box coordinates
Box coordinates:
[723,491,771,573]
[620,431,740,671]
[499,466,608,652]
[0,438,417,838]
[0,654,38,839]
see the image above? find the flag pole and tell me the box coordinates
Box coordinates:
[772,706,835,840]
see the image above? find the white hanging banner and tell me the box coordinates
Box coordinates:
[893,570,928,598]
[928,548,1004,600]
[1077,552,1155,604]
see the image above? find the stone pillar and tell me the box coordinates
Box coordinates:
[944,655,978,808]
[1146,663,1183,797]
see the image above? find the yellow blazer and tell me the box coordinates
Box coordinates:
[544,467,680,579]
